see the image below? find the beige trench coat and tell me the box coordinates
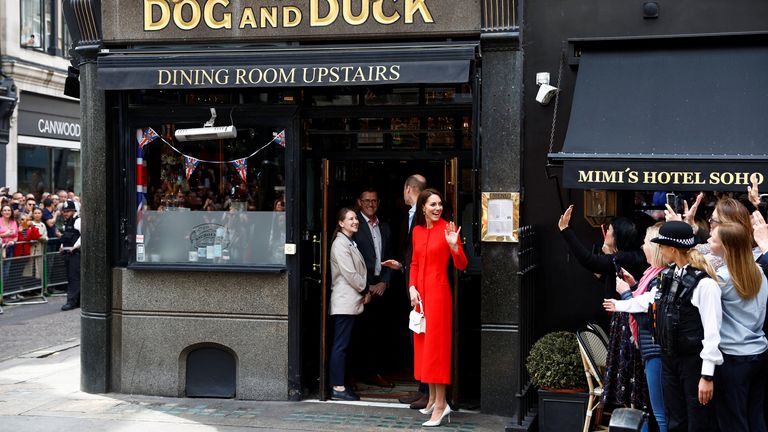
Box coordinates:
[329,232,367,316]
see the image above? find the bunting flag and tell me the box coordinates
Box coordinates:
[185,156,200,180]
[232,158,248,183]
[273,130,286,147]
[138,127,159,150]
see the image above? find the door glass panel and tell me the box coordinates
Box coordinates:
[364,87,419,105]
[357,118,385,148]
[390,117,421,149]
[427,116,455,148]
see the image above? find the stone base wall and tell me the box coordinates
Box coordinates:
[110,268,289,400]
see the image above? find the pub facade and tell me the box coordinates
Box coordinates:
[64,0,768,429]
[67,0,527,425]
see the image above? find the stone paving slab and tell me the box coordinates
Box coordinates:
[0,343,512,432]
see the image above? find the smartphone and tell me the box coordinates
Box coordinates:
[665,193,676,209]
[612,257,625,279]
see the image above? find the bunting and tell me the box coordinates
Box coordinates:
[185,156,200,180]
[232,158,248,183]
[274,130,286,147]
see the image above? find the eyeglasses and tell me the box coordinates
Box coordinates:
[708,217,721,226]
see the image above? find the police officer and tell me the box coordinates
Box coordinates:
[650,221,722,432]
[60,200,81,311]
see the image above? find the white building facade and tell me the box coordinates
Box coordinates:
[1,0,80,195]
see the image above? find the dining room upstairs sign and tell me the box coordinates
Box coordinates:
[102,0,481,43]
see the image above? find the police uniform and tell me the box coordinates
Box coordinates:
[650,222,722,432]
[60,201,81,310]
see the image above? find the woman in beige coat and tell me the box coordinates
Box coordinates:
[329,207,368,401]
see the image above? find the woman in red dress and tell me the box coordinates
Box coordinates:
[408,189,467,427]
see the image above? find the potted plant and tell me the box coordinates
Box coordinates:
[526,331,589,432]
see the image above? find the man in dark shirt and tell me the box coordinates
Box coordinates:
[41,198,60,251]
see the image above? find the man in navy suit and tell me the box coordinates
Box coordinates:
[352,188,394,388]
[382,174,429,408]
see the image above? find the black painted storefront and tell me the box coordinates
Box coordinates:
[65,0,530,424]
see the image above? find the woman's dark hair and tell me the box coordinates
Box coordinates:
[413,188,443,228]
[0,205,12,220]
[610,217,641,252]
[332,207,357,238]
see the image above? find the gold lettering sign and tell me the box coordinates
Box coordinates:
[143,0,436,31]
[576,168,765,187]
[155,64,403,87]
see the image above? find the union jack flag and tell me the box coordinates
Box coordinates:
[232,158,248,183]
[184,156,200,180]
[273,130,286,147]
[136,128,158,235]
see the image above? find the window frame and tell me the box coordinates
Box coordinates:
[116,94,298,272]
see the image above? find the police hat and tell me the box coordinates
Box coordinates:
[62,200,77,212]
[651,221,696,249]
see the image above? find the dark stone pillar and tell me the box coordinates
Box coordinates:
[480,40,523,417]
[79,51,112,393]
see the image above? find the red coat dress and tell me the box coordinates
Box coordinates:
[409,218,468,384]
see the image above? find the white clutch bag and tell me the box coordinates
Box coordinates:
[409,300,425,334]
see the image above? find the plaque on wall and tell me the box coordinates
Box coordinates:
[481,191,519,243]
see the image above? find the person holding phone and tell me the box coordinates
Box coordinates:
[558,205,650,407]
[604,223,669,432]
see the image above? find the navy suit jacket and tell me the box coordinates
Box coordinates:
[353,212,392,286]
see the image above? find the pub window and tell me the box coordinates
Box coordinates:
[135,124,286,268]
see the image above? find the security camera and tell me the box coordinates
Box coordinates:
[536,84,559,105]
[175,125,237,142]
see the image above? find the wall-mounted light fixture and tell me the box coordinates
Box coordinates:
[583,189,617,227]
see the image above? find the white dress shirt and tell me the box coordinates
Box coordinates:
[360,213,382,277]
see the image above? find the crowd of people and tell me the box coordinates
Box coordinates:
[560,180,768,432]
[326,175,466,427]
[0,187,82,311]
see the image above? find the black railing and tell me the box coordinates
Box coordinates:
[0,239,69,313]
[515,225,537,425]
[481,0,519,33]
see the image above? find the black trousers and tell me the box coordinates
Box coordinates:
[662,353,718,432]
[329,315,356,387]
[64,251,81,306]
[715,352,768,432]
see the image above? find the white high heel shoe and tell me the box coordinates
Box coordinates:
[419,404,434,415]
[422,405,451,427]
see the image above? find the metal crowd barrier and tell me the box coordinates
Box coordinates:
[0,239,69,313]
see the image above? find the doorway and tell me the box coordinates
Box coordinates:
[301,157,480,406]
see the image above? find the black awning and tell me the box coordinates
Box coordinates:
[549,45,768,191]
[97,43,476,90]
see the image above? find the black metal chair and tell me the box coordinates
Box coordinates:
[576,327,609,432]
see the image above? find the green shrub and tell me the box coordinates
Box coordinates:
[526,331,586,390]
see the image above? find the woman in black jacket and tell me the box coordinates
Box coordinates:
[558,205,650,408]
[558,205,649,297]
